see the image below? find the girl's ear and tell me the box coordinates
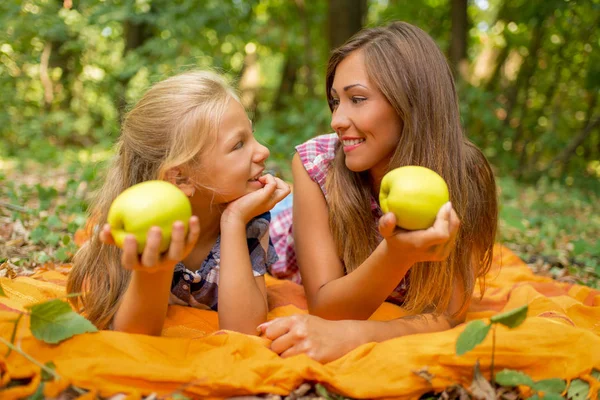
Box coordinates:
[165,168,195,198]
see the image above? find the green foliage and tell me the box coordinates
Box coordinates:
[490,304,528,328]
[456,305,528,355]
[455,320,492,356]
[27,298,98,344]
[495,370,535,387]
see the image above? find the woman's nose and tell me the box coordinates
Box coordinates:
[330,107,351,134]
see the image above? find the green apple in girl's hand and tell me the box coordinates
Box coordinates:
[107,180,192,253]
[379,166,449,231]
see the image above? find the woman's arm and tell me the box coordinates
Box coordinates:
[218,219,268,334]
[260,275,470,363]
[292,153,459,320]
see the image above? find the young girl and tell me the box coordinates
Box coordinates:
[67,71,290,336]
[263,21,498,362]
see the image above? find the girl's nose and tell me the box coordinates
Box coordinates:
[254,141,270,163]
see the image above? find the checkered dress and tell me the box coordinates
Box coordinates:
[169,212,277,310]
[270,134,409,305]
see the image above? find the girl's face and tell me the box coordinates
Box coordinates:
[198,99,270,204]
[330,50,403,182]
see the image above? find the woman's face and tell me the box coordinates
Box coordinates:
[329,50,403,181]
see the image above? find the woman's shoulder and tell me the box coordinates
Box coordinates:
[295,134,338,186]
[295,133,338,164]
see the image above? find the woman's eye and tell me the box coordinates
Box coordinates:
[352,97,366,104]
[329,98,340,108]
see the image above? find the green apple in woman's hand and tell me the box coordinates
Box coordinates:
[379,166,449,230]
[107,180,192,253]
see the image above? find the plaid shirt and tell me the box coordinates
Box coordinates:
[270,134,409,304]
[170,212,277,310]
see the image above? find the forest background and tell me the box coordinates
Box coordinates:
[0,0,598,287]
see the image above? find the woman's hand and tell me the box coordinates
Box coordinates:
[258,315,363,363]
[99,216,201,273]
[378,202,460,264]
[222,174,291,226]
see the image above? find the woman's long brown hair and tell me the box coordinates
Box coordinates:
[325,22,498,316]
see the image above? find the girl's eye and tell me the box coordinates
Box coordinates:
[352,97,366,104]
[233,141,243,150]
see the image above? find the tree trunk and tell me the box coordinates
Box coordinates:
[296,0,315,96]
[327,0,367,51]
[450,0,468,78]
[272,55,299,112]
[117,18,152,119]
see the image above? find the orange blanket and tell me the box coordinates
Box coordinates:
[1,245,599,399]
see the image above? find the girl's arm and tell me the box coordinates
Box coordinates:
[111,218,200,335]
[261,275,470,363]
[218,174,290,334]
[218,219,268,334]
[292,153,459,320]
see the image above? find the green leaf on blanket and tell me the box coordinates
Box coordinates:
[533,378,567,394]
[566,379,589,400]
[456,320,491,355]
[539,393,565,400]
[495,369,535,387]
[27,299,98,344]
[490,304,528,328]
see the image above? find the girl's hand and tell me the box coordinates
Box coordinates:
[378,202,460,265]
[99,216,201,273]
[222,174,291,226]
[258,315,362,363]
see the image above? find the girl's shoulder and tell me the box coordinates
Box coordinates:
[246,211,271,239]
[295,133,338,189]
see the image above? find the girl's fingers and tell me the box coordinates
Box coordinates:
[186,216,201,247]
[99,224,115,245]
[121,234,139,269]
[167,221,186,260]
[141,227,162,267]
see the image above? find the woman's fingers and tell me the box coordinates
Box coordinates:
[378,212,397,238]
[261,317,293,340]
[270,331,301,355]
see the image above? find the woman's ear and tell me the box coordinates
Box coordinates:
[165,168,195,198]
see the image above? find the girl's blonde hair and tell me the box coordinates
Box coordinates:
[67,70,238,329]
[325,21,498,316]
